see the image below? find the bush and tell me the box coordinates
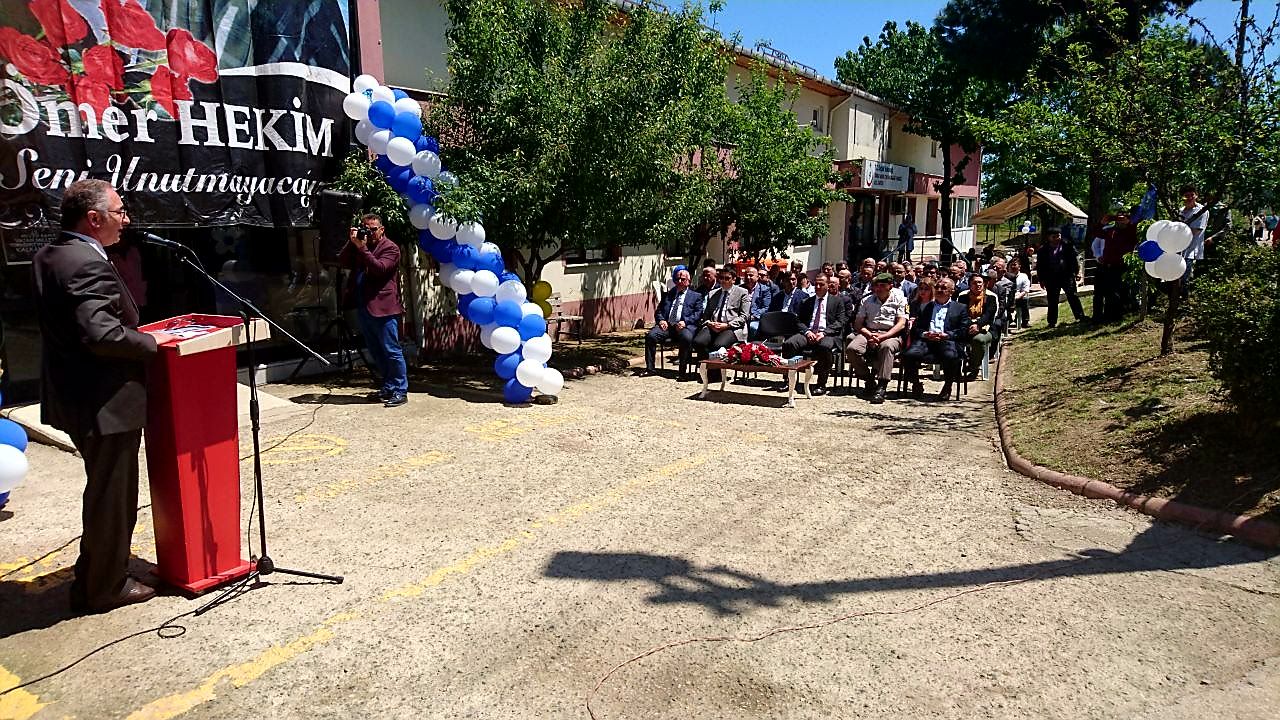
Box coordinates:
[1187,234,1280,418]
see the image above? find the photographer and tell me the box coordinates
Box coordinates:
[340,213,408,407]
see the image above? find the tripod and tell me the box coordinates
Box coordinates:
[169,249,344,598]
[288,264,367,382]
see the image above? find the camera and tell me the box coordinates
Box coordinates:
[354,226,372,241]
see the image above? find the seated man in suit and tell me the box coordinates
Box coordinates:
[743,266,773,340]
[845,272,908,404]
[767,271,806,314]
[782,275,848,395]
[902,277,970,400]
[644,268,703,377]
[692,266,752,377]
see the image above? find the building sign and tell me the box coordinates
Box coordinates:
[862,160,909,193]
[0,0,351,231]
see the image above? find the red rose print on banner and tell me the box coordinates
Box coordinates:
[166,28,218,84]
[149,65,191,118]
[0,27,25,60]
[70,75,111,115]
[29,0,89,48]
[8,33,69,86]
[99,0,166,51]
[82,43,124,90]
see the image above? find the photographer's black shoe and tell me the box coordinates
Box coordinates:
[384,393,408,408]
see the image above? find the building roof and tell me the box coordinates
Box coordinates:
[972,188,1087,225]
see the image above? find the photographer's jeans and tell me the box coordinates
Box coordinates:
[357,308,408,396]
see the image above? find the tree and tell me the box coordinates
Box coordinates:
[715,65,841,260]
[429,0,729,282]
[835,21,988,256]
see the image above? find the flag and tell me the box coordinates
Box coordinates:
[1132,183,1158,223]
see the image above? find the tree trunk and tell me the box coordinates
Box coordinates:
[1160,279,1181,355]
[939,141,954,262]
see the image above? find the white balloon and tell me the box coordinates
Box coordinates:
[367,129,392,155]
[515,359,545,388]
[491,326,522,355]
[479,323,497,349]
[393,97,422,117]
[409,204,433,230]
[456,222,486,248]
[343,92,371,121]
[353,74,379,93]
[354,119,375,144]
[471,270,499,297]
[1156,221,1193,254]
[428,212,458,240]
[438,262,457,284]
[1145,219,1171,243]
[480,241,501,258]
[495,279,527,305]
[386,136,417,166]
[520,301,542,317]
[522,334,553,363]
[412,150,442,179]
[450,269,475,295]
[0,444,28,492]
[370,85,396,104]
[536,368,564,396]
[1149,252,1187,282]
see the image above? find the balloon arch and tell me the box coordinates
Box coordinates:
[342,75,564,402]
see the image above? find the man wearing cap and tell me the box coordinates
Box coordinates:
[644,268,703,377]
[1094,210,1137,323]
[845,273,908,404]
[1035,228,1086,327]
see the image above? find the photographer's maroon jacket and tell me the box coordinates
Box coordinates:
[339,234,403,318]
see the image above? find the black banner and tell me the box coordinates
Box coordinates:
[0,0,351,230]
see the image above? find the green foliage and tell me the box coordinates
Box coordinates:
[719,65,840,254]
[431,0,729,279]
[1187,239,1280,418]
[330,150,413,245]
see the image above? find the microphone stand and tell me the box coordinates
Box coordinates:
[162,244,343,596]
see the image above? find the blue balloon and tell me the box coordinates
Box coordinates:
[1137,240,1164,262]
[0,491,8,509]
[494,351,522,380]
[0,418,26,452]
[416,135,440,154]
[407,176,435,205]
[503,378,534,403]
[430,239,454,263]
[452,244,479,270]
[389,167,414,193]
[477,249,504,275]
[493,300,523,328]
[392,88,409,100]
[391,111,423,140]
[457,293,476,317]
[499,271,521,284]
[368,100,395,129]
[518,313,547,341]
[374,154,395,174]
[468,296,497,325]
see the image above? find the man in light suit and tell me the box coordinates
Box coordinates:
[782,275,848,395]
[902,277,971,400]
[644,268,703,377]
[691,266,752,377]
[33,179,175,614]
[743,266,773,340]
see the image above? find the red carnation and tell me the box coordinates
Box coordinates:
[165,28,217,83]
[70,75,112,114]
[99,0,165,51]
[149,64,191,118]
[29,0,89,48]
[7,33,69,86]
[82,43,124,90]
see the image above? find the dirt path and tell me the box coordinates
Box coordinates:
[2,369,1277,719]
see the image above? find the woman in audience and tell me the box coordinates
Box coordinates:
[907,277,936,324]
[959,274,998,377]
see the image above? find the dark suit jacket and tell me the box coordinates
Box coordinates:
[794,293,848,337]
[340,235,403,317]
[656,288,704,326]
[910,300,971,344]
[33,233,158,436]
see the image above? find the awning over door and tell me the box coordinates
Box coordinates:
[971,187,1088,225]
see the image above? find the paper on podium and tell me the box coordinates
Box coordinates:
[140,314,271,356]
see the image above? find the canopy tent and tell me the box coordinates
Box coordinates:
[972,187,1088,225]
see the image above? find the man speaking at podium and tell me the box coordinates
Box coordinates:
[33,179,173,614]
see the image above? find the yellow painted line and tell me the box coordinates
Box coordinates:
[259,434,348,466]
[123,451,716,719]
[294,449,451,503]
[0,666,49,720]
[124,612,360,720]
[462,412,582,442]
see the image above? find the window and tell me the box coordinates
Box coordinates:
[810,108,823,132]
[930,141,938,158]
[564,245,619,265]
[951,198,975,228]
[890,196,907,215]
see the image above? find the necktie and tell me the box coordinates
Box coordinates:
[717,291,727,321]
[672,292,683,323]
[811,297,823,331]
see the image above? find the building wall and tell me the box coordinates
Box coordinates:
[378,0,451,91]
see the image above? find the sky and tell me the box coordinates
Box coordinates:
[698,0,1263,81]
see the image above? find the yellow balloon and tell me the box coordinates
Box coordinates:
[535,299,553,318]
[531,280,553,301]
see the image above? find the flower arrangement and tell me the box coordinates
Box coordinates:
[0,0,218,118]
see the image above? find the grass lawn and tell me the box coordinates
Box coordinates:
[1004,296,1280,522]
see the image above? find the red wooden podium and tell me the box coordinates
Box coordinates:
[140,314,270,594]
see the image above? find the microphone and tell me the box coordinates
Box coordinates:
[136,231,185,250]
